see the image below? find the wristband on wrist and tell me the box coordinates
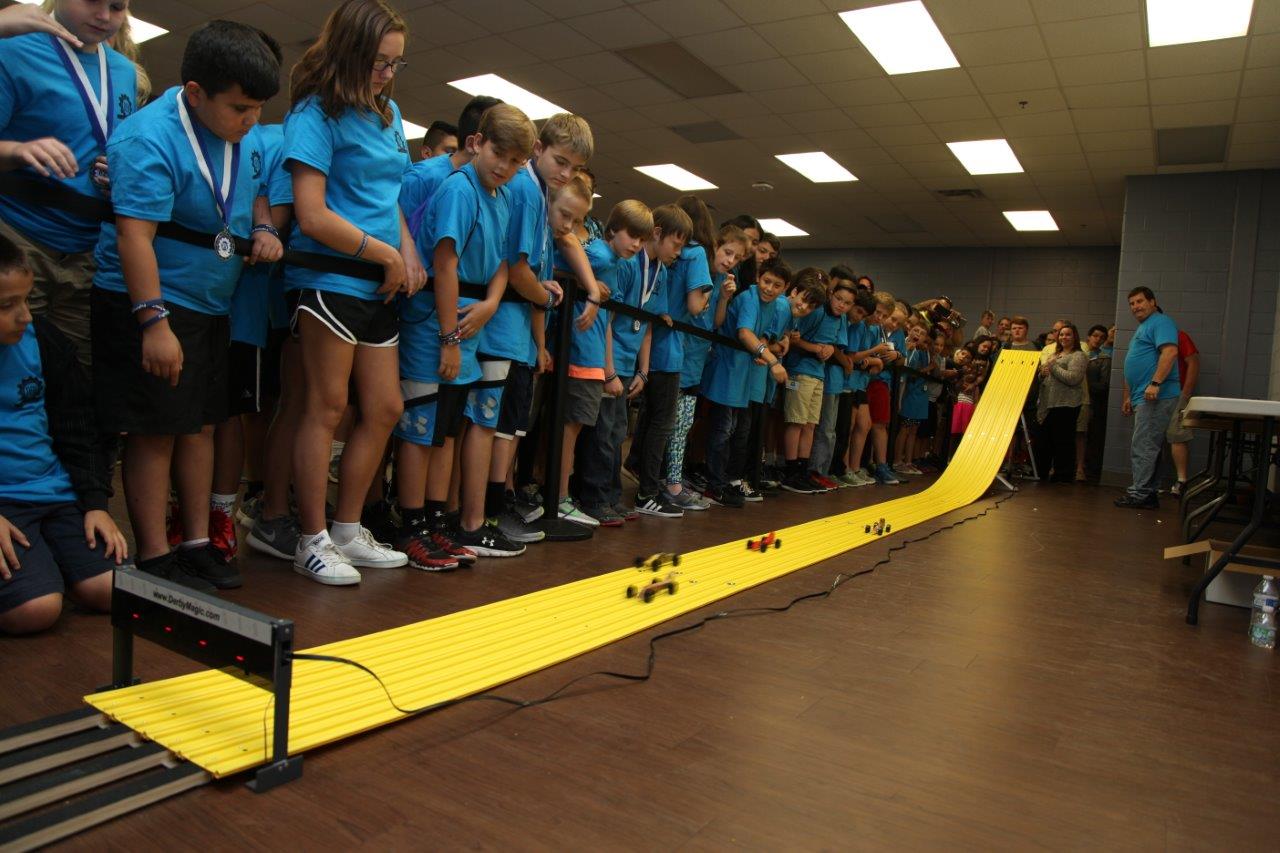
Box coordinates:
[544,290,557,310]
[438,327,462,347]
[130,297,166,315]
[605,372,618,383]
[139,308,171,330]
[251,223,280,238]
[637,371,648,383]
[754,342,767,358]
[354,232,369,258]
[585,296,601,306]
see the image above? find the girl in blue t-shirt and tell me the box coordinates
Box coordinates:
[283,0,425,586]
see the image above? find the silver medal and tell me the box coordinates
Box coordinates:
[633,319,641,333]
[214,228,235,261]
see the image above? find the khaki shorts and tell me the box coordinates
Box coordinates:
[783,374,825,425]
[0,216,96,366]
[1167,394,1194,443]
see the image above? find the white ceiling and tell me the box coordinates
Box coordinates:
[116,0,1280,248]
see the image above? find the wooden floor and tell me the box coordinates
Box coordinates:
[4,478,1278,850]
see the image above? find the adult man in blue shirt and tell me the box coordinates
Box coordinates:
[1116,286,1181,509]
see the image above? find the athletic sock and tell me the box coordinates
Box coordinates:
[330,520,360,545]
[400,506,427,534]
[484,482,507,518]
[211,493,237,514]
[329,440,345,461]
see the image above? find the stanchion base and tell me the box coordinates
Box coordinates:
[537,517,594,542]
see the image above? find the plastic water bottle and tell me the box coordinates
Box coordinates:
[1249,576,1278,650]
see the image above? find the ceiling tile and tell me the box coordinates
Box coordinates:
[805,127,877,149]
[587,107,659,132]
[927,0,1035,34]
[1070,106,1151,132]
[1079,129,1152,152]
[754,13,855,54]
[718,58,810,92]
[985,89,1067,116]
[890,69,978,100]
[950,26,1048,66]
[968,60,1061,94]
[1086,148,1154,170]
[753,84,836,114]
[1052,50,1145,86]
[633,0,745,36]
[1231,121,1280,145]
[554,51,648,85]
[818,78,904,107]
[681,26,777,65]
[689,92,770,119]
[1146,41,1248,78]
[1009,134,1083,155]
[778,108,858,132]
[566,7,669,48]
[1240,67,1280,98]
[928,118,1007,139]
[1247,33,1280,68]
[1020,151,1090,170]
[1064,81,1149,109]
[443,0,552,32]
[787,47,884,84]
[866,124,940,147]
[911,96,993,123]
[1228,141,1280,163]
[445,36,543,73]
[1151,101,1238,128]
[721,0,830,24]
[635,99,714,125]
[888,142,954,163]
[1031,169,1095,186]
[1040,14,1143,59]
[998,109,1079,136]
[510,22,600,61]
[1028,0,1139,24]
[401,4,491,48]
[1236,96,1280,123]
[529,0,627,15]
[1148,72,1243,105]
[847,102,923,127]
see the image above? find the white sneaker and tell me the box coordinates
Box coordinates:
[334,525,409,568]
[558,497,601,527]
[853,469,876,487]
[294,530,361,586]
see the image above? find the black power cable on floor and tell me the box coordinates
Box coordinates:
[271,490,1017,749]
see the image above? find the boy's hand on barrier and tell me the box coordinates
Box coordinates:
[457,298,497,339]
[627,374,646,399]
[536,346,552,375]
[13,137,77,179]
[438,346,461,381]
[0,514,30,580]
[576,298,598,331]
[91,155,111,196]
[375,245,407,303]
[401,246,426,297]
[604,376,623,397]
[542,280,564,307]
[141,323,184,387]
[248,229,283,265]
[84,510,128,564]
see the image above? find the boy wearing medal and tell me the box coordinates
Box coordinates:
[0,0,140,365]
[90,21,281,591]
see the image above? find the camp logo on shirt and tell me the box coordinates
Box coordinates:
[16,375,44,407]
[394,130,407,154]
[116,93,134,120]
[251,150,263,180]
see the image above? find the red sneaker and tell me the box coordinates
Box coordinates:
[166,498,183,548]
[427,527,477,566]
[395,531,461,572]
[208,504,238,562]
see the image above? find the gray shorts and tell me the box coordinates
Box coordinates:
[567,377,603,426]
[1167,394,1194,443]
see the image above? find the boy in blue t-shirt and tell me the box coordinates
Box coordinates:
[555,199,650,528]
[700,265,791,507]
[0,236,131,633]
[0,1,138,364]
[779,272,850,495]
[399,95,500,233]
[395,104,536,568]
[90,22,281,592]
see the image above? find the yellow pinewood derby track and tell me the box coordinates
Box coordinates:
[87,350,1040,778]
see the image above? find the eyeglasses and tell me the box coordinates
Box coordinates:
[373,58,408,74]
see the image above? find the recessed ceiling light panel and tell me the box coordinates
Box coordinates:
[1003,210,1058,231]
[633,164,717,191]
[775,152,858,183]
[838,1,960,75]
[946,139,1024,175]
[757,218,808,238]
[447,74,567,121]
[1147,0,1254,47]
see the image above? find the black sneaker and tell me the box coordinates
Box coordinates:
[176,545,242,590]
[509,488,545,523]
[704,485,744,508]
[739,482,763,503]
[780,473,817,494]
[1114,493,1159,510]
[453,520,526,557]
[137,553,217,593]
[686,470,709,494]
[1169,480,1187,498]
[635,493,684,518]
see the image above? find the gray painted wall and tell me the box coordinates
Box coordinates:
[1106,170,1280,476]
[783,247,1120,338]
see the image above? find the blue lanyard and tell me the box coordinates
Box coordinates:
[49,35,114,151]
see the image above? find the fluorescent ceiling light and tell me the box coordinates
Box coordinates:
[775,152,857,183]
[401,120,428,140]
[1147,0,1254,47]
[1003,210,1058,231]
[757,218,808,238]
[838,1,959,75]
[17,1,167,43]
[447,74,566,121]
[946,139,1024,175]
[633,164,717,191]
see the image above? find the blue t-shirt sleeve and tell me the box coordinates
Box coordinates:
[685,246,712,292]
[282,100,334,176]
[108,135,174,222]
[432,178,478,252]
[735,292,759,333]
[1152,315,1178,349]
[507,191,541,266]
[268,160,293,206]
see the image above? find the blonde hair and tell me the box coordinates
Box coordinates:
[605,199,653,239]
[539,113,594,160]
[873,291,895,309]
[477,103,536,159]
[43,0,151,103]
[549,173,593,207]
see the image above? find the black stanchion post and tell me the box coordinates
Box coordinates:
[538,276,592,541]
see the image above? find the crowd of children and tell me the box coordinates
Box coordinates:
[1,0,1094,635]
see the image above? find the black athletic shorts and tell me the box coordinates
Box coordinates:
[496,360,535,440]
[851,389,868,406]
[291,287,398,346]
[227,330,286,416]
[91,287,228,435]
